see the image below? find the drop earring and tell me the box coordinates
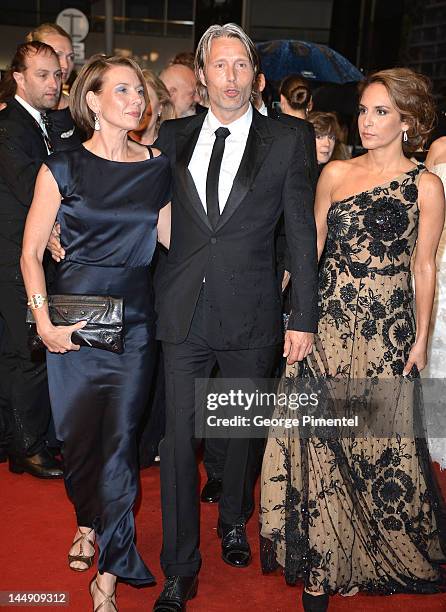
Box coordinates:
[403,130,408,142]
[94,113,101,131]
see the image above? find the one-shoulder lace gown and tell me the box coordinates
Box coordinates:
[44,145,171,584]
[260,166,446,595]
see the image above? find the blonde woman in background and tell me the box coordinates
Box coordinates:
[129,71,175,469]
[129,69,175,145]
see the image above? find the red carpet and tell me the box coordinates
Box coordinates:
[1,460,445,611]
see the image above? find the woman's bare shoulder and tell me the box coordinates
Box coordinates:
[320,158,361,184]
[128,140,164,160]
[426,136,446,166]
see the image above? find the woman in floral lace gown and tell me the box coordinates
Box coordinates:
[260,69,446,611]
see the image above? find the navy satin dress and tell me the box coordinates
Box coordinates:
[44,145,171,585]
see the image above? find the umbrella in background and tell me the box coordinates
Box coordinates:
[257,40,363,84]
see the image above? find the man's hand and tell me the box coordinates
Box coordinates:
[283,330,313,365]
[46,222,65,262]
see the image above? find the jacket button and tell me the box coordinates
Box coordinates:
[210,237,217,244]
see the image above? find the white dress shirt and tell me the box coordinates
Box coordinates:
[257,101,268,116]
[188,105,253,213]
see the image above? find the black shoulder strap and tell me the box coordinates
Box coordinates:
[147,146,154,159]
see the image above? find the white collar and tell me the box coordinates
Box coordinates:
[258,101,268,116]
[15,94,45,126]
[206,104,253,137]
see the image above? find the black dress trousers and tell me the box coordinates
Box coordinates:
[159,287,280,577]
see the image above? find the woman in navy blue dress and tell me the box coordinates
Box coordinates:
[21,55,171,611]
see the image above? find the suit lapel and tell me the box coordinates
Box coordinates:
[175,113,212,231]
[9,98,48,153]
[216,109,273,232]
[175,109,274,233]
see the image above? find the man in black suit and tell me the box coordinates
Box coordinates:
[199,70,319,505]
[0,41,64,478]
[153,24,318,610]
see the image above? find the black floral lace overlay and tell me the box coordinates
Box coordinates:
[260,166,446,596]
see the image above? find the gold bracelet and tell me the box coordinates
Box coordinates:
[27,294,48,310]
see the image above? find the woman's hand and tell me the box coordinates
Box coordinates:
[38,321,87,353]
[403,340,428,376]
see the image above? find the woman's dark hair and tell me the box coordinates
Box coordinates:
[0,41,57,103]
[358,68,436,153]
[308,111,341,140]
[279,74,312,111]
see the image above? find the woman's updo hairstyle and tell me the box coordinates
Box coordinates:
[279,74,312,111]
[358,68,436,153]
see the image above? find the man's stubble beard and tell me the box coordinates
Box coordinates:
[26,90,60,112]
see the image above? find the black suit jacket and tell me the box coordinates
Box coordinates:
[0,98,49,272]
[274,113,318,186]
[271,112,318,281]
[154,108,318,349]
[46,106,84,151]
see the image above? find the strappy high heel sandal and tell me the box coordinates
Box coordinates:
[68,528,95,572]
[89,577,117,612]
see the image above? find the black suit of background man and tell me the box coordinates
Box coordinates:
[0,99,55,463]
[154,107,318,578]
[274,111,319,285]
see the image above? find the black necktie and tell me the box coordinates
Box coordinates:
[39,113,53,153]
[206,127,230,228]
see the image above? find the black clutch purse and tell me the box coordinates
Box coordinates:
[26,294,124,354]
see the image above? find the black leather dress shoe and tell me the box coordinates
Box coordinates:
[153,575,198,611]
[200,477,222,503]
[9,448,63,479]
[217,520,251,567]
[302,590,329,611]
